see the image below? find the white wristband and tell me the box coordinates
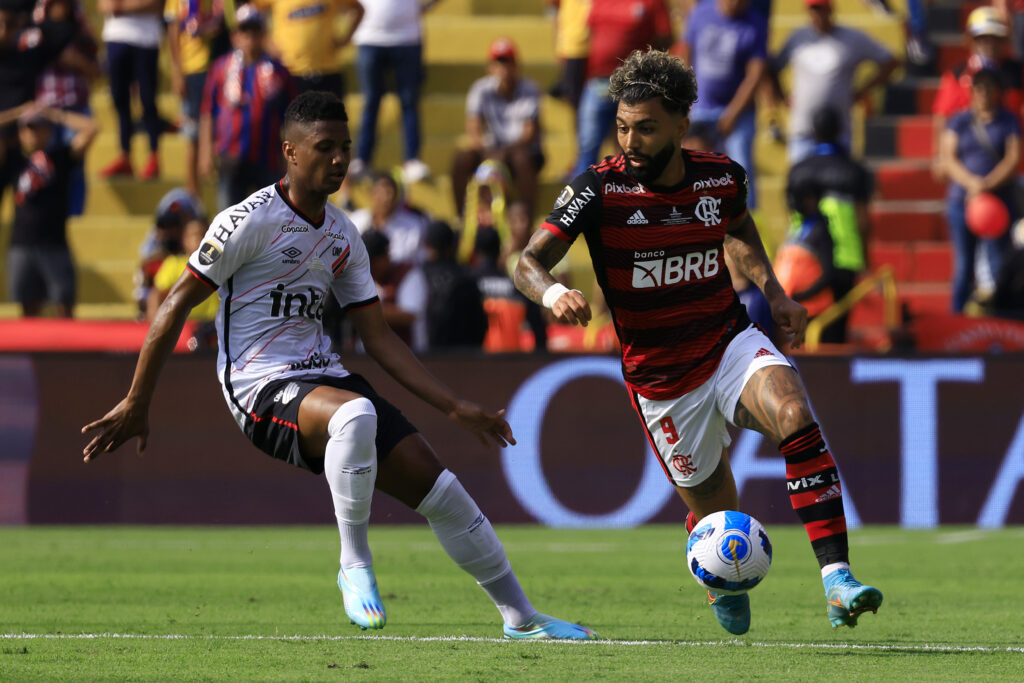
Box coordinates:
[542,283,571,309]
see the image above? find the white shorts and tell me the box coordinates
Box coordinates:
[631,325,791,488]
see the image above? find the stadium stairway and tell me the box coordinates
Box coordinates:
[860,0,994,337]
[1,0,907,324]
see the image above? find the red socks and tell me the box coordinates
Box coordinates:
[779,422,849,568]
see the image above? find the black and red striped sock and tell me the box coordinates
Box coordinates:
[685,511,698,534]
[779,422,849,568]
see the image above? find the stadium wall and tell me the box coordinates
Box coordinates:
[1,353,1022,527]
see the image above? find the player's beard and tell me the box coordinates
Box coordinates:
[624,141,676,185]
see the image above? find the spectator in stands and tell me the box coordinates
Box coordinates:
[1,101,97,317]
[33,0,99,217]
[451,38,544,220]
[770,0,899,163]
[786,105,873,341]
[256,0,363,96]
[473,225,547,353]
[774,179,838,332]
[147,216,219,325]
[572,0,672,177]
[350,0,435,186]
[0,0,77,204]
[546,0,590,175]
[940,67,1020,314]
[680,0,768,209]
[165,0,225,198]
[396,220,488,352]
[199,4,295,211]
[135,187,204,316]
[97,0,163,180]
[361,227,414,344]
[350,171,430,266]
[932,8,1022,180]
[993,219,1024,319]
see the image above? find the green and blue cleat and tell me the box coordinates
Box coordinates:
[707,590,751,635]
[503,613,598,640]
[824,568,883,628]
[338,566,386,630]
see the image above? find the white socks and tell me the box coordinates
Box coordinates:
[323,398,378,569]
[416,469,537,627]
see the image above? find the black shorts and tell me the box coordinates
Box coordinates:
[244,373,418,474]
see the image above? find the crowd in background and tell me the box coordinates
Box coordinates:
[3,0,1024,347]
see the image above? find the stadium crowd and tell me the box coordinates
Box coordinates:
[3,0,1024,345]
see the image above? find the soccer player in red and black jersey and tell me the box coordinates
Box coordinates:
[514,48,883,635]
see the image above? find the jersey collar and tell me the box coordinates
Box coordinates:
[275,180,326,228]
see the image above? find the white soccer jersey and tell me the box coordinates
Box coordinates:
[187,182,379,429]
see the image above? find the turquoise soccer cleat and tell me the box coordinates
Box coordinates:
[337,566,386,630]
[707,590,751,635]
[823,568,883,628]
[502,613,598,640]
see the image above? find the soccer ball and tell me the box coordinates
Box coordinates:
[685,510,772,595]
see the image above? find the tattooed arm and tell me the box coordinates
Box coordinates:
[514,229,592,327]
[725,212,808,348]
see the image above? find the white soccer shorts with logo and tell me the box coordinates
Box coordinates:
[631,324,792,488]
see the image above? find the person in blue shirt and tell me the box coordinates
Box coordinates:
[679,0,768,208]
[940,67,1021,313]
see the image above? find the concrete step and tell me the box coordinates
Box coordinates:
[66,215,152,262]
[864,114,934,159]
[870,160,946,201]
[870,198,947,240]
[883,78,940,116]
[870,240,953,283]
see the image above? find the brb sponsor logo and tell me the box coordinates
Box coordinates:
[268,283,326,320]
[692,173,734,192]
[632,248,720,288]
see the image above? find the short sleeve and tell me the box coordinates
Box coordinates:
[750,15,769,60]
[187,209,266,290]
[541,169,603,243]
[728,161,750,219]
[851,28,892,65]
[466,78,487,117]
[163,0,178,24]
[329,224,380,311]
[772,33,796,71]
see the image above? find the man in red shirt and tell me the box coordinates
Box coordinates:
[933,7,1023,178]
[570,0,672,177]
[515,48,883,636]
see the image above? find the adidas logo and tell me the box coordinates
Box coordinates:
[754,347,774,359]
[816,484,842,503]
[626,210,648,225]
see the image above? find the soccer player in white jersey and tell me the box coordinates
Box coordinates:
[81,91,596,641]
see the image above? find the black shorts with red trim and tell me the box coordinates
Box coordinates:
[244,373,418,474]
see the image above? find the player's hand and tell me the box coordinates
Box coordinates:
[552,289,591,327]
[769,294,808,349]
[448,400,516,448]
[80,397,150,462]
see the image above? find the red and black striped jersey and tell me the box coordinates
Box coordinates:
[542,150,752,400]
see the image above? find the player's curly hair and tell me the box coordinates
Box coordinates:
[283,90,349,131]
[608,49,698,117]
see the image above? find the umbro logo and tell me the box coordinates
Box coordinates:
[281,247,302,259]
[626,210,648,225]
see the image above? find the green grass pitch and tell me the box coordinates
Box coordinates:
[2,525,1023,681]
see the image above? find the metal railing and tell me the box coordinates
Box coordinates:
[804,265,900,352]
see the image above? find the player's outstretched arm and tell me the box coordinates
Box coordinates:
[348,303,515,448]
[514,229,591,327]
[81,272,212,461]
[724,212,808,348]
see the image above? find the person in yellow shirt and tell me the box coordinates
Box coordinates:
[165,0,226,197]
[148,218,220,323]
[255,0,364,95]
[548,0,590,115]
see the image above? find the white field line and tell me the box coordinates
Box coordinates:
[2,633,1023,654]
